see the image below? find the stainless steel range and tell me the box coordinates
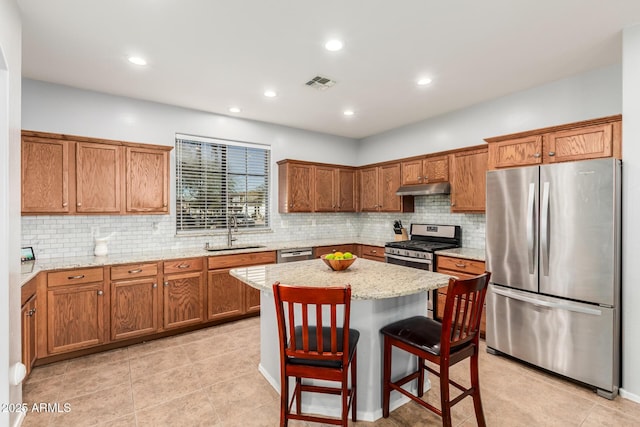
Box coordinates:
[385,224,461,317]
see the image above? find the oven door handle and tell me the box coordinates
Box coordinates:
[385,253,432,264]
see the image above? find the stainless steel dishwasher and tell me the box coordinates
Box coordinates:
[276,247,314,263]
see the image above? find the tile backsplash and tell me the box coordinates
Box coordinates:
[22,194,484,260]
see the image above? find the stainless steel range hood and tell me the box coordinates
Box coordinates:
[396,182,451,196]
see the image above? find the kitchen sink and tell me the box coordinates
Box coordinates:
[204,244,266,252]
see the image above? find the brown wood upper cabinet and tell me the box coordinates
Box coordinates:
[450,146,488,213]
[359,162,414,213]
[126,146,170,213]
[21,130,172,215]
[279,160,356,213]
[278,160,314,213]
[486,115,622,170]
[314,166,356,212]
[401,155,449,185]
[76,142,121,213]
[21,135,70,213]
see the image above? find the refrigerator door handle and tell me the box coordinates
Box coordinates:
[491,287,602,316]
[541,181,550,276]
[526,182,536,274]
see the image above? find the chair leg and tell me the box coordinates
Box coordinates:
[351,349,357,422]
[295,377,302,416]
[341,371,349,427]
[417,356,425,397]
[280,373,289,427]
[440,363,453,427]
[382,336,392,418]
[470,350,487,427]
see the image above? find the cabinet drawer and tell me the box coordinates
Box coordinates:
[208,251,277,270]
[111,263,158,280]
[437,256,485,275]
[48,268,104,287]
[361,245,384,258]
[163,258,203,274]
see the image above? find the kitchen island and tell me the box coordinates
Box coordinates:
[230,257,452,421]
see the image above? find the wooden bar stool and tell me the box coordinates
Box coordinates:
[380,272,491,427]
[272,282,359,427]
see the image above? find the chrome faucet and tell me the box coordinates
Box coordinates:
[227,214,238,247]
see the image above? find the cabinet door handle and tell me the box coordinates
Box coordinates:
[451,202,455,207]
[97,290,104,296]
[77,202,82,207]
[68,274,85,280]
[163,203,167,207]
[533,153,541,158]
[128,269,143,274]
[178,264,190,269]
[163,281,169,287]
[152,283,158,288]
[548,151,555,157]
[27,309,36,317]
[418,176,423,181]
[455,263,467,268]
[62,202,68,207]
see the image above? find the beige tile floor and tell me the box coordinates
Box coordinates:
[21,316,640,427]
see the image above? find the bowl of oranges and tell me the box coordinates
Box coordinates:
[321,251,357,271]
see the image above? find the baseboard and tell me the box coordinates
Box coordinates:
[619,387,640,403]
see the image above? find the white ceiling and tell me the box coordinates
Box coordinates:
[17,0,640,139]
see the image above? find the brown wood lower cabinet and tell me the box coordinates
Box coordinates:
[314,244,356,258]
[162,258,206,330]
[207,251,276,321]
[359,244,385,262]
[435,255,486,336]
[21,276,38,377]
[47,281,106,354]
[110,262,160,341]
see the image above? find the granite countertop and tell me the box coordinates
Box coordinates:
[19,237,390,286]
[435,247,485,262]
[230,258,452,300]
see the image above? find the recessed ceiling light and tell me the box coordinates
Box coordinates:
[128,56,147,66]
[417,77,433,86]
[228,107,241,113]
[325,39,344,52]
[264,90,277,98]
[343,110,355,116]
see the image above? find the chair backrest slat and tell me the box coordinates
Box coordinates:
[273,282,352,364]
[441,272,491,355]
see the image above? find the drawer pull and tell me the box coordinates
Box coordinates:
[371,250,377,254]
[68,274,85,280]
[128,269,143,274]
[178,264,190,269]
[455,263,467,268]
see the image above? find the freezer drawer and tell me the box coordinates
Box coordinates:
[486,285,618,394]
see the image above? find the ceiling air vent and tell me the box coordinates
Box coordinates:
[305,75,337,90]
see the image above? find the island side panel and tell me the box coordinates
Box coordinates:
[258,290,429,422]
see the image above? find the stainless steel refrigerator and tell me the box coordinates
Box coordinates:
[485,158,621,399]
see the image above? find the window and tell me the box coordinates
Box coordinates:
[176,134,270,234]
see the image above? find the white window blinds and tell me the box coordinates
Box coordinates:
[175,134,270,233]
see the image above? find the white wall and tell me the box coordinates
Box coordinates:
[622,24,640,402]
[0,0,22,426]
[357,65,622,164]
